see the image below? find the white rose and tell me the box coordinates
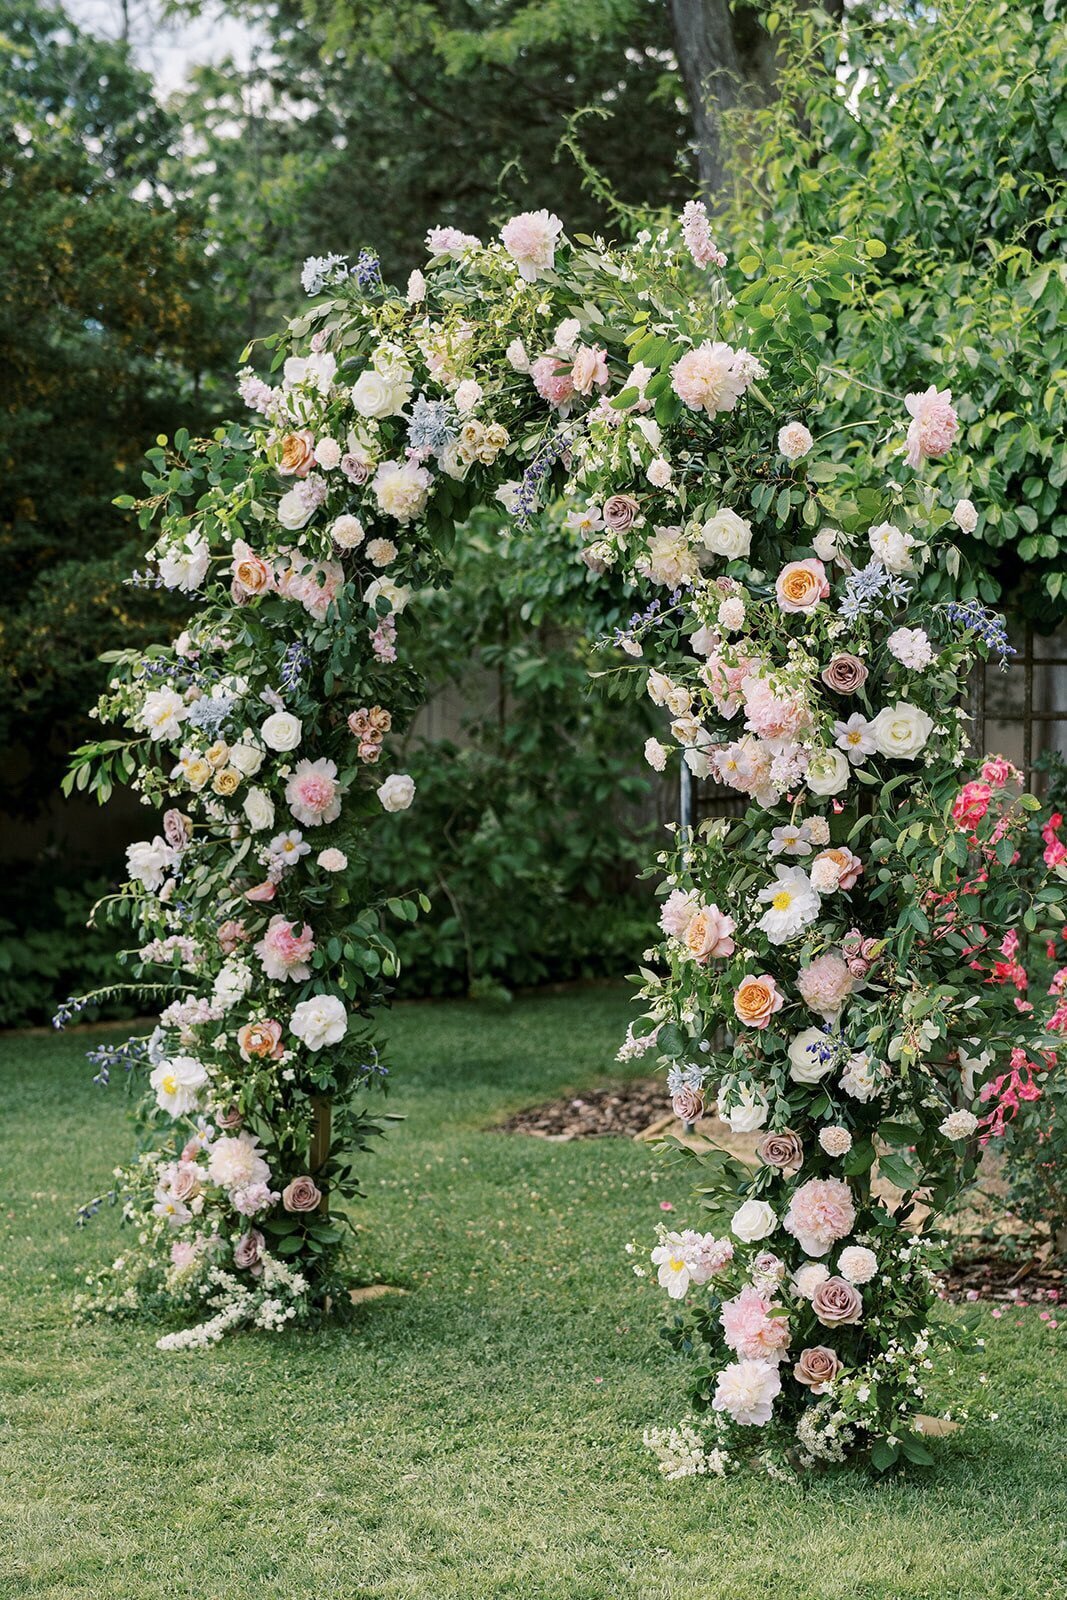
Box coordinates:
[788,1028,834,1084]
[647,458,672,487]
[554,318,581,351]
[700,508,752,560]
[870,702,934,760]
[778,421,813,461]
[952,498,979,534]
[317,848,348,872]
[406,269,426,304]
[229,742,264,778]
[644,738,668,771]
[939,1109,979,1141]
[277,487,314,531]
[868,521,915,573]
[290,994,348,1051]
[365,577,411,614]
[634,417,662,450]
[243,787,275,832]
[506,338,530,373]
[351,369,397,419]
[731,1199,777,1243]
[260,711,302,752]
[812,527,840,561]
[806,748,850,797]
[717,1082,769,1133]
[377,773,416,813]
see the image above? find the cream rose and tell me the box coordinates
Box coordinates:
[805,747,850,797]
[377,773,416,812]
[243,787,275,832]
[870,702,934,760]
[788,1028,834,1084]
[260,711,302,752]
[700,508,752,561]
[730,1199,777,1243]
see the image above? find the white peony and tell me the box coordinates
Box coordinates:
[454,379,483,413]
[314,437,341,469]
[138,687,186,741]
[870,701,934,759]
[317,848,348,872]
[730,1199,778,1243]
[788,1028,835,1084]
[260,711,302,752]
[207,1131,271,1191]
[700,508,752,560]
[372,460,430,523]
[712,1359,781,1427]
[377,773,416,812]
[158,535,210,592]
[805,747,850,797]
[868,521,915,573]
[840,1051,881,1102]
[500,209,563,282]
[150,1055,209,1116]
[887,627,934,671]
[126,837,176,892]
[243,787,275,832]
[290,993,348,1051]
[778,422,813,461]
[647,458,672,487]
[756,866,821,944]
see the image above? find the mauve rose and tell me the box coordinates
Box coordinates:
[282,1175,322,1213]
[602,494,640,532]
[821,653,868,694]
[757,1129,804,1170]
[793,1345,841,1391]
[170,1163,201,1202]
[671,1086,704,1124]
[847,957,870,979]
[234,1228,265,1273]
[162,808,191,851]
[811,1276,864,1327]
[215,1104,244,1131]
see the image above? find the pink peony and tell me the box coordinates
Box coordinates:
[742,676,812,741]
[530,355,575,410]
[500,209,563,281]
[796,953,855,1020]
[285,758,342,827]
[903,385,959,468]
[720,1285,791,1364]
[784,1177,856,1257]
[670,341,747,415]
[255,915,315,982]
[659,887,700,936]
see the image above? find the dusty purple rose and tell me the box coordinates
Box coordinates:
[757,1129,804,1170]
[282,1175,322,1213]
[601,493,640,532]
[793,1345,841,1391]
[841,928,863,958]
[215,1103,244,1131]
[671,1086,704,1124]
[821,653,868,694]
[162,808,191,851]
[811,1276,864,1327]
[234,1228,265,1274]
[847,956,870,979]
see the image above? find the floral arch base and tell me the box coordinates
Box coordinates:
[64,210,1061,1463]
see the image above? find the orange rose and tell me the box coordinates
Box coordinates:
[232,540,271,597]
[278,430,315,477]
[733,973,785,1030]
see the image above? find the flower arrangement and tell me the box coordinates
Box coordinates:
[61,207,1064,1421]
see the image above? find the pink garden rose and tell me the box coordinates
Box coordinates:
[775,558,830,613]
[952,780,993,831]
[245,880,277,904]
[783,1177,856,1257]
[903,385,959,468]
[720,1285,791,1364]
[981,756,1019,787]
[797,953,855,1020]
[255,915,315,982]
[683,903,737,962]
[286,758,342,827]
[236,1018,285,1061]
[217,919,248,954]
[570,344,609,395]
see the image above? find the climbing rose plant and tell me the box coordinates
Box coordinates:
[62,206,1062,1469]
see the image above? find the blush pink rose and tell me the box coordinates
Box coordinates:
[282,1175,322,1213]
[683,903,737,961]
[570,344,609,395]
[255,915,315,982]
[793,1345,841,1392]
[811,1276,864,1327]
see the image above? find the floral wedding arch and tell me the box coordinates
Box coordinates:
[63,205,1061,1467]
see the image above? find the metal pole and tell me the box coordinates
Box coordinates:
[679,759,693,834]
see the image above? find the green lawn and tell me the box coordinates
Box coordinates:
[2,986,1064,1599]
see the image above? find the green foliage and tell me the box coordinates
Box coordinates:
[0,868,127,1029]
[719,0,1067,614]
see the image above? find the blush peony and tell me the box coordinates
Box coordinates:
[784,1177,856,1257]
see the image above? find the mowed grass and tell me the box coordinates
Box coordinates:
[1,985,1065,1600]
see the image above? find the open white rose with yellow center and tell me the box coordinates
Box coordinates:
[150,1055,209,1116]
[756,866,820,944]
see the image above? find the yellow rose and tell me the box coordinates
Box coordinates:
[212,767,241,797]
[180,756,212,791]
[205,740,230,770]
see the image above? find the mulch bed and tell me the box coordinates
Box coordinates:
[495,1078,1065,1304]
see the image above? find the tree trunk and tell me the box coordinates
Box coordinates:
[669,0,844,198]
